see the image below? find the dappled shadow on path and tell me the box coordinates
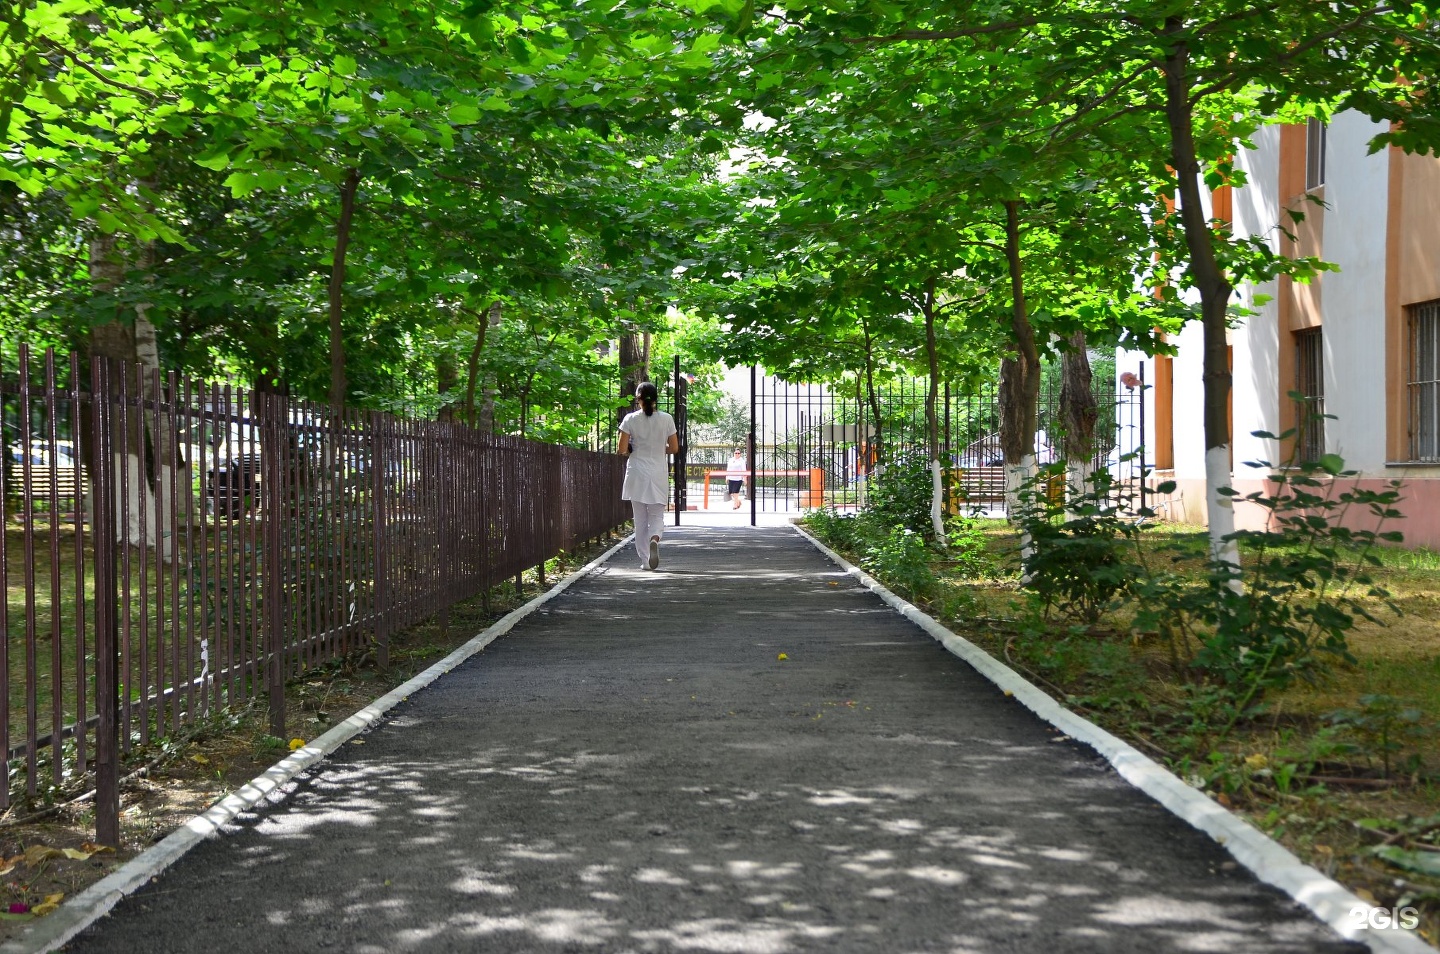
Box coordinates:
[65,527,1361,954]
[70,731,1358,954]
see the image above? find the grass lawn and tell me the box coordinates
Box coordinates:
[812,514,1440,949]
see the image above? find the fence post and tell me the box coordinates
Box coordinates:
[371,411,389,669]
[89,359,120,847]
[261,393,286,737]
[436,427,451,638]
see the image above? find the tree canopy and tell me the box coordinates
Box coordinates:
[4,0,1439,470]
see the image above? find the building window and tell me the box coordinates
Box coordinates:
[1410,301,1440,462]
[1295,328,1325,462]
[1306,118,1327,191]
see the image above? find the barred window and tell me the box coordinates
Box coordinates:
[1294,328,1325,462]
[1306,118,1327,191]
[1410,301,1440,462]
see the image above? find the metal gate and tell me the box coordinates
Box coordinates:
[675,369,1142,526]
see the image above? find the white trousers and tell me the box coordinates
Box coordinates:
[632,501,667,565]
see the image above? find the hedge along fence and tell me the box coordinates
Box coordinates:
[1,344,629,844]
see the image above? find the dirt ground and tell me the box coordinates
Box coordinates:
[0,530,626,942]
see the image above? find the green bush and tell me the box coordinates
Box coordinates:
[861,525,936,603]
[804,505,861,552]
[1130,436,1403,731]
[865,454,944,539]
[1014,462,1144,622]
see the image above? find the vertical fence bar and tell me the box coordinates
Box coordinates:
[1139,363,1148,515]
[261,393,285,737]
[44,350,64,782]
[158,369,175,738]
[136,365,151,745]
[69,351,86,779]
[749,365,757,527]
[91,358,120,846]
[117,364,133,750]
[371,411,389,668]
[19,345,38,795]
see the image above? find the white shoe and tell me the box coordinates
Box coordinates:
[648,537,660,570]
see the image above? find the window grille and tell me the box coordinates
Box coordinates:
[1306,118,1327,191]
[1411,301,1440,462]
[1295,328,1325,462]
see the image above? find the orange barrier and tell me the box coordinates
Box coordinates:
[702,468,826,508]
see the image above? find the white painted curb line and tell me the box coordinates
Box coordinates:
[793,524,1431,954]
[2,535,634,954]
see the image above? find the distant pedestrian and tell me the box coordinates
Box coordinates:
[726,447,747,510]
[618,382,678,570]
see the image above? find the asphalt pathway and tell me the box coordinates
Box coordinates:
[64,526,1362,953]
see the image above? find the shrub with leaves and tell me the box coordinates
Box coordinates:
[1132,435,1403,730]
[865,453,945,539]
[861,525,936,603]
[804,505,860,552]
[1014,462,1145,622]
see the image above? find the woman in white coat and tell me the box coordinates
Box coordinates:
[617,382,678,570]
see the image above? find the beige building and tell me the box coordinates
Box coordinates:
[1118,113,1440,548]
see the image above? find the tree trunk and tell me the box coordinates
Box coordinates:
[133,292,184,562]
[436,351,458,423]
[1162,27,1240,581]
[922,278,945,544]
[617,331,645,424]
[859,312,885,468]
[460,303,492,428]
[477,299,501,434]
[329,167,361,410]
[1059,330,1098,509]
[998,201,1042,525]
[87,234,164,549]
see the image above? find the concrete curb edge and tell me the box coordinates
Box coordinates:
[3,534,635,954]
[792,523,1429,954]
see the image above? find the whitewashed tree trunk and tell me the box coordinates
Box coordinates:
[929,458,945,542]
[134,312,182,561]
[1205,445,1242,590]
[1066,458,1096,518]
[1006,454,1037,572]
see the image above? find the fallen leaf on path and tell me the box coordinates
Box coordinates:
[23,845,66,867]
[777,653,788,661]
[32,893,63,916]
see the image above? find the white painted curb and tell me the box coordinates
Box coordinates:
[2,535,634,954]
[793,524,1432,954]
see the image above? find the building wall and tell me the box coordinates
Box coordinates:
[1234,124,1282,472]
[1120,112,1440,548]
[1323,111,1391,471]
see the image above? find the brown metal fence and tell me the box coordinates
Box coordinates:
[1,345,628,842]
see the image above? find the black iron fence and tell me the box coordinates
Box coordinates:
[2,345,628,842]
[732,374,1141,514]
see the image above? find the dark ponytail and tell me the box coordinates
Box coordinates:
[637,381,659,417]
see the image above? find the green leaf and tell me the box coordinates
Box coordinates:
[221,170,260,197]
[193,149,233,171]
[448,104,480,125]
